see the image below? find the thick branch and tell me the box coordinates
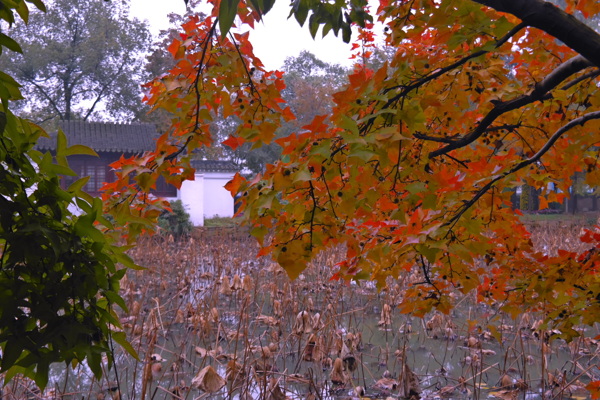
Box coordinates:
[429,55,593,158]
[83,60,128,121]
[562,70,600,91]
[26,79,64,119]
[472,0,600,68]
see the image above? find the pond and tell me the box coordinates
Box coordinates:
[5,226,599,399]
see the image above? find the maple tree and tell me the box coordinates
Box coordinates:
[116,0,600,388]
[2,0,596,391]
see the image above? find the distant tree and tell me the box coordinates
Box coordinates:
[0,0,151,123]
[282,50,347,128]
[228,51,348,173]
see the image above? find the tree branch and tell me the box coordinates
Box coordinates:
[445,110,600,227]
[358,22,527,135]
[382,22,527,98]
[561,69,600,91]
[472,0,600,68]
[26,79,64,120]
[83,60,128,121]
[429,55,593,159]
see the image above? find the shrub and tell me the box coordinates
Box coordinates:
[158,200,193,238]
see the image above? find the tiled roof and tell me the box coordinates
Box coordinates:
[34,121,239,172]
[35,120,159,153]
[191,160,238,172]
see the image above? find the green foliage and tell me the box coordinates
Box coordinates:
[219,0,240,38]
[290,0,370,41]
[158,200,194,237]
[0,109,137,388]
[0,0,137,389]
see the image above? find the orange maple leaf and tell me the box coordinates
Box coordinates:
[222,135,245,150]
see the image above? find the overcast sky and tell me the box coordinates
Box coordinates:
[129,0,355,70]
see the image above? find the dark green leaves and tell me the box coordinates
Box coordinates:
[0,110,137,390]
[219,0,240,38]
[28,0,46,12]
[112,331,139,360]
[248,0,275,18]
[1,339,23,372]
[309,13,319,38]
[0,33,22,54]
[292,0,309,26]
[0,0,138,390]
[287,0,372,41]
[0,70,22,102]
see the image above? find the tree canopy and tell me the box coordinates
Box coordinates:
[126,0,600,355]
[0,0,151,124]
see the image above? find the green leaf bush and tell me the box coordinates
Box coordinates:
[0,0,138,388]
[158,200,193,238]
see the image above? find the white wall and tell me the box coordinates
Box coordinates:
[67,170,232,227]
[175,173,205,226]
[203,171,235,219]
[172,171,235,226]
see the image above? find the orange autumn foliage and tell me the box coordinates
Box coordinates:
[108,0,600,383]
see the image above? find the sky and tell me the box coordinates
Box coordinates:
[129,0,356,70]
